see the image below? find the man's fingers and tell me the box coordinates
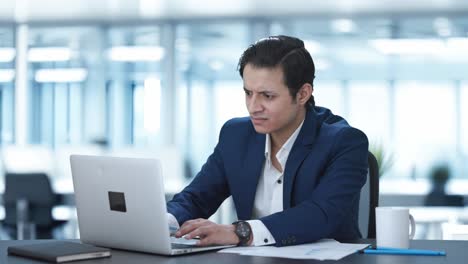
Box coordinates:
[181,218,208,230]
[186,226,211,239]
[184,218,204,225]
[176,225,195,237]
[176,219,208,237]
[177,223,237,246]
[197,236,214,246]
[175,219,234,246]
[196,229,221,246]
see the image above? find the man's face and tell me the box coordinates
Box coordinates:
[243,64,305,138]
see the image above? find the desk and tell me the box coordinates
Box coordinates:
[408,207,468,239]
[1,239,467,264]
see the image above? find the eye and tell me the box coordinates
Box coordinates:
[263,93,274,100]
[244,89,252,96]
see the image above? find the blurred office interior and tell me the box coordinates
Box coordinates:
[1,0,468,240]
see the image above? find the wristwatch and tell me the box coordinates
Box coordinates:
[233,220,252,246]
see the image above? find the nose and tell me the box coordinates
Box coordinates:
[247,94,262,113]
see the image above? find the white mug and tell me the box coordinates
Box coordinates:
[376,207,415,249]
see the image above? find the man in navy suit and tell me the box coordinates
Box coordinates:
[167,35,368,247]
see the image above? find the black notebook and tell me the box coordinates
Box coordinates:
[8,241,111,263]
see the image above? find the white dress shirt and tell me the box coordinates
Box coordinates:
[247,120,304,246]
[167,119,304,247]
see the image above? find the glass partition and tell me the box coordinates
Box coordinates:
[460,82,468,166]
[0,26,15,144]
[3,15,468,183]
[107,25,165,147]
[394,81,457,178]
[175,22,249,177]
[27,26,101,147]
[271,16,468,180]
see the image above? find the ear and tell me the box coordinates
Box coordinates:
[296,83,313,106]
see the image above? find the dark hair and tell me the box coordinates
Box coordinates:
[238,35,315,108]
[430,164,450,184]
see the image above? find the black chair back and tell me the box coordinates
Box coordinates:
[358,152,380,238]
[3,172,56,228]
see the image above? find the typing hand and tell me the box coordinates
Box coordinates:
[175,218,239,246]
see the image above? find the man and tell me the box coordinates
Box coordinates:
[167,35,368,247]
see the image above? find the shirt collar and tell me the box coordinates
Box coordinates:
[264,119,305,164]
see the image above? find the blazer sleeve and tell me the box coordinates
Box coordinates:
[166,126,230,225]
[260,127,369,246]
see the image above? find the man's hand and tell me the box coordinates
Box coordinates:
[175,218,240,246]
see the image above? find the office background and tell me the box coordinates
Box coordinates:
[1,0,468,239]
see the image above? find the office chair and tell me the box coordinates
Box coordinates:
[358,152,380,239]
[424,164,464,207]
[3,172,65,239]
[424,194,464,207]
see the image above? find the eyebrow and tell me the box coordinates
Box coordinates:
[243,87,275,94]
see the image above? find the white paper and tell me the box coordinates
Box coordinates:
[218,239,369,260]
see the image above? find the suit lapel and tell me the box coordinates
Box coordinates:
[283,109,318,209]
[239,133,265,220]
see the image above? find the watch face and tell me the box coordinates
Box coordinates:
[236,222,251,238]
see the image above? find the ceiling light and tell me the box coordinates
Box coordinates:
[139,0,165,17]
[331,19,356,33]
[209,60,224,71]
[28,47,71,62]
[108,46,165,62]
[369,38,446,55]
[0,48,16,62]
[35,68,87,83]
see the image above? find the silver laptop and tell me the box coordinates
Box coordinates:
[70,154,232,255]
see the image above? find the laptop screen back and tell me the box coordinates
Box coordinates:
[70,155,172,254]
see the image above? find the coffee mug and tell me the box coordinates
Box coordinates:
[376,207,415,249]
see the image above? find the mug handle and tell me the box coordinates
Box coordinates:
[409,213,416,239]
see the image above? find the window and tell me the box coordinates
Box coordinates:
[214,81,248,134]
[461,82,468,159]
[4,16,468,185]
[107,25,165,147]
[132,78,162,146]
[314,80,346,117]
[394,81,456,178]
[175,22,249,177]
[348,81,391,144]
[28,26,98,147]
[0,26,15,144]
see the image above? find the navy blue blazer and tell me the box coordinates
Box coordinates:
[167,106,369,246]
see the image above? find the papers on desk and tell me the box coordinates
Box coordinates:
[219,239,369,260]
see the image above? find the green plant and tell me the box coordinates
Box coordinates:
[369,142,394,177]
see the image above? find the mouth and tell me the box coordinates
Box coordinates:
[251,117,267,125]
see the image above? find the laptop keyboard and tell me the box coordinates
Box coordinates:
[171,236,199,249]
[171,243,198,249]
